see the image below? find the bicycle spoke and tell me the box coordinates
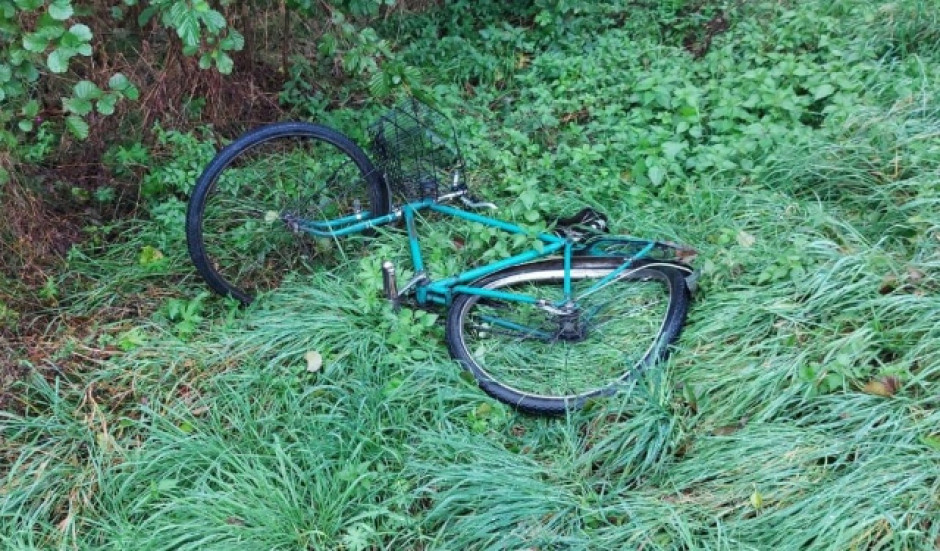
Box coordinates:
[475,314,554,341]
[189,124,386,303]
[449,260,682,405]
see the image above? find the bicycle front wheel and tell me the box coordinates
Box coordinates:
[445,258,691,415]
[186,122,389,304]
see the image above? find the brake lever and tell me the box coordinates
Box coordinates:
[460,195,497,210]
[447,171,496,210]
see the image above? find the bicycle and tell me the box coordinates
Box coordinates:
[185,99,697,415]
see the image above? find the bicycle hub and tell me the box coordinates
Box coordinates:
[556,313,588,342]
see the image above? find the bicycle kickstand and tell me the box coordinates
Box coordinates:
[382,261,400,310]
[381,261,430,311]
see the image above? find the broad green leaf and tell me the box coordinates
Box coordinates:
[123,84,139,101]
[662,141,685,161]
[35,18,66,39]
[0,64,11,83]
[318,34,337,56]
[175,12,200,47]
[198,53,212,70]
[68,23,92,42]
[117,328,146,351]
[48,0,73,20]
[63,96,93,115]
[812,84,836,100]
[47,48,73,73]
[647,165,665,186]
[20,63,39,83]
[823,372,845,392]
[0,128,19,150]
[343,51,362,73]
[220,29,244,51]
[73,79,101,100]
[137,5,156,26]
[18,119,33,132]
[21,99,39,117]
[108,72,130,91]
[200,9,225,33]
[76,43,92,56]
[22,33,49,52]
[368,71,387,97]
[96,93,118,115]
[215,52,233,74]
[65,114,89,139]
[9,48,27,65]
[59,30,80,47]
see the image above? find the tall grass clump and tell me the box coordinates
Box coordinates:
[764,90,940,237]
[0,376,114,548]
[865,0,940,59]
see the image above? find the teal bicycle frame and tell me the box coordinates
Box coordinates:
[300,197,655,309]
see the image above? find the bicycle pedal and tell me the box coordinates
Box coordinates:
[381,261,399,306]
[552,207,610,235]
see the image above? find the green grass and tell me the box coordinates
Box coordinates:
[3,0,940,549]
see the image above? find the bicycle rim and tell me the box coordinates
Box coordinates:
[190,128,381,303]
[447,259,688,412]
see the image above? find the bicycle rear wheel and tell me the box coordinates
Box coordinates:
[186,122,389,304]
[445,258,691,415]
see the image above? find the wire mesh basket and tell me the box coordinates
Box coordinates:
[369,99,464,202]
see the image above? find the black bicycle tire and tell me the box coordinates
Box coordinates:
[186,122,389,304]
[445,257,692,415]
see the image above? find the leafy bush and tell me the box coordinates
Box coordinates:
[0,0,244,172]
